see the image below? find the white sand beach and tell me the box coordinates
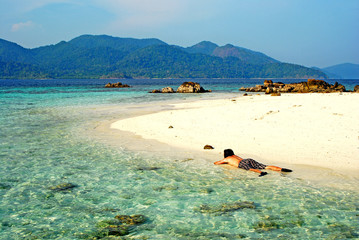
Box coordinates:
[111,93,359,177]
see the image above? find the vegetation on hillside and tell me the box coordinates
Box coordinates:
[0,35,327,79]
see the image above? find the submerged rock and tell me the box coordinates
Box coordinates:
[326,223,359,239]
[136,167,162,171]
[194,200,255,214]
[200,188,214,194]
[0,183,11,190]
[253,220,280,232]
[253,213,305,232]
[49,182,77,191]
[153,185,179,192]
[92,219,129,238]
[104,225,129,237]
[115,214,147,225]
[177,231,246,239]
[88,214,148,239]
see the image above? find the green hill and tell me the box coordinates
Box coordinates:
[185,41,219,55]
[0,34,327,79]
[0,61,50,79]
[68,34,166,52]
[0,39,36,64]
[212,44,278,65]
[185,42,278,65]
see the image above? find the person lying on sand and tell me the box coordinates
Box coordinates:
[214,149,292,177]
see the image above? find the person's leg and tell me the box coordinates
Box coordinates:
[266,165,293,172]
[265,165,282,171]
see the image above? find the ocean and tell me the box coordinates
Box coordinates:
[0,78,358,239]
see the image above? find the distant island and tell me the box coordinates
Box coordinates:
[320,63,359,79]
[1,34,327,79]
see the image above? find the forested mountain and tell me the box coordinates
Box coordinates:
[185,41,219,55]
[0,39,36,64]
[185,42,278,65]
[212,44,278,65]
[0,35,327,79]
[322,63,359,79]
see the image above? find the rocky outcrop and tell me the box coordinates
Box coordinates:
[150,89,162,93]
[150,87,174,93]
[161,87,175,93]
[151,82,211,93]
[240,79,347,94]
[105,82,131,88]
[177,82,210,93]
[354,85,359,92]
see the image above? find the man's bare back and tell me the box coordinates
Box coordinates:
[214,155,243,167]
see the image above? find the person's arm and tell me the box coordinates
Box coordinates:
[214,158,227,165]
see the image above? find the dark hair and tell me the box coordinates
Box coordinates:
[224,149,235,158]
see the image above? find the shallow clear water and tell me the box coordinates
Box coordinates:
[1,79,358,239]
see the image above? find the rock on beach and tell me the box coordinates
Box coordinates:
[161,87,175,93]
[151,82,210,93]
[240,79,347,93]
[177,82,209,93]
[204,145,214,149]
[150,87,175,93]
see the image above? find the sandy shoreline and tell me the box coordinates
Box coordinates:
[111,93,359,177]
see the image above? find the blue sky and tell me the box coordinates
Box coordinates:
[0,0,358,68]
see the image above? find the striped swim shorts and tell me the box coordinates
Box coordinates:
[238,158,267,170]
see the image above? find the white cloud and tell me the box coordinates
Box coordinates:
[11,21,35,32]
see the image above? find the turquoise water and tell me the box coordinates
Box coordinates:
[1,79,358,239]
